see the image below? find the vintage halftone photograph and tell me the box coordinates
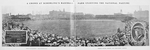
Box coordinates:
[2,5,149,47]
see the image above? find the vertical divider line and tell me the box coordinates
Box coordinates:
[70,0,76,46]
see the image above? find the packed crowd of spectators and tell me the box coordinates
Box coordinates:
[2,21,129,47]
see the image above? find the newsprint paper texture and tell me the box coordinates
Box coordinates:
[0,0,150,50]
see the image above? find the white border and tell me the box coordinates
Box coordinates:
[0,0,150,50]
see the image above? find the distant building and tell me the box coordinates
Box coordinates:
[10,15,31,22]
[73,12,84,15]
[133,10,149,22]
[2,13,11,19]
[114,9,132,17]
[49,10,71,18]
[133,10,149,17]
[84,14,95,19]
[2,13,12,22]
[114,13,132,17]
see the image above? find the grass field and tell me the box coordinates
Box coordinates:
[23,19,125,38]
[75,20,125,38]
[23,20,71,37]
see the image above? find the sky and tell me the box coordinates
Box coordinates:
[76,5,149,15]
[1,0,149,15]
[2,5,149,15]
[2,5,73,15]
